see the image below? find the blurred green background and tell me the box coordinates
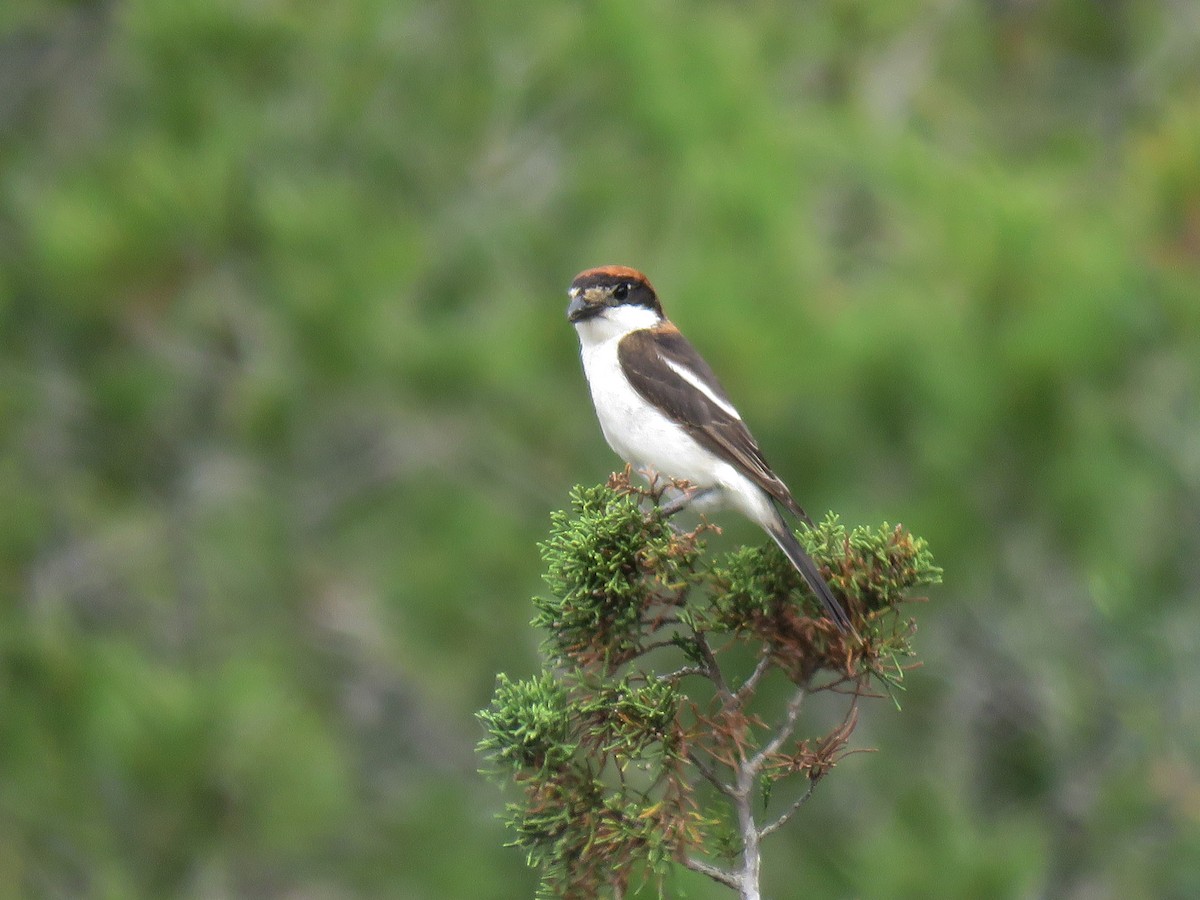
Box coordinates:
[2,1,1199,897]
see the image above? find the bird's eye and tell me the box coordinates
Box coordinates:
[613,283,630,301]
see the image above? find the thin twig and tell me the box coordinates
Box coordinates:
[734,655,772,705]
[657,665,706,683]
[693,632,733,702]
[688,751,736,798]
[808,671,860,693]
[758,776,821,840]
[639,613,685,628]
[632,638,684,656]
[748,684,807,773]
[683,855,741,890]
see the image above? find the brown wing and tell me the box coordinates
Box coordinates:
[617,325,808,521]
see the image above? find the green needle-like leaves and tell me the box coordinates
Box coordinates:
[480,480,941,897]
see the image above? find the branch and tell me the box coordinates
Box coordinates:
[657,665,706,683]
[692,632,733,703]
[683,855,741,890]
[810,669,880,697]
[758,776,821,840]
[639,614,685,628]
[748,684,807,774]
[631,638,685,656]
[688,750,736,798]
[734,654,772,705]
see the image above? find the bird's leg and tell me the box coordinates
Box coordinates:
[658,486,717,519]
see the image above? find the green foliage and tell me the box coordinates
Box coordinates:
[477,672,576,773]
[713,516,941,624]
[480,481,939,897]
[479,667,692,899]
[483,491,702,897]
[577,676,683,760]
[533,483,698,667]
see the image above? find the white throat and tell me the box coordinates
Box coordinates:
[572,304,663,347]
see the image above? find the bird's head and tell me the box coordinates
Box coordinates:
[567,266,664,340]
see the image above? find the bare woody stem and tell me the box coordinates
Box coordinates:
[751,684,808,768]
[688,675,812,900]
[734,654,772,705]
[683,855,741,891]
[734,686,807,899]
[731,763,763,900]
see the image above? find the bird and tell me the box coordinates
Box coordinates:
[566,265,852,634]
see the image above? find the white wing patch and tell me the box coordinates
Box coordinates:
[662,355,742,420]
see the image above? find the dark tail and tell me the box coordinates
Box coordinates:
[764,514,853,634]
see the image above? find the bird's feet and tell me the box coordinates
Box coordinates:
[658,485,717,518]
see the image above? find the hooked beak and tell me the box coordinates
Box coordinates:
[566,290,603,323]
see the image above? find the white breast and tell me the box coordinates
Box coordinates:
[578,333,723,491]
